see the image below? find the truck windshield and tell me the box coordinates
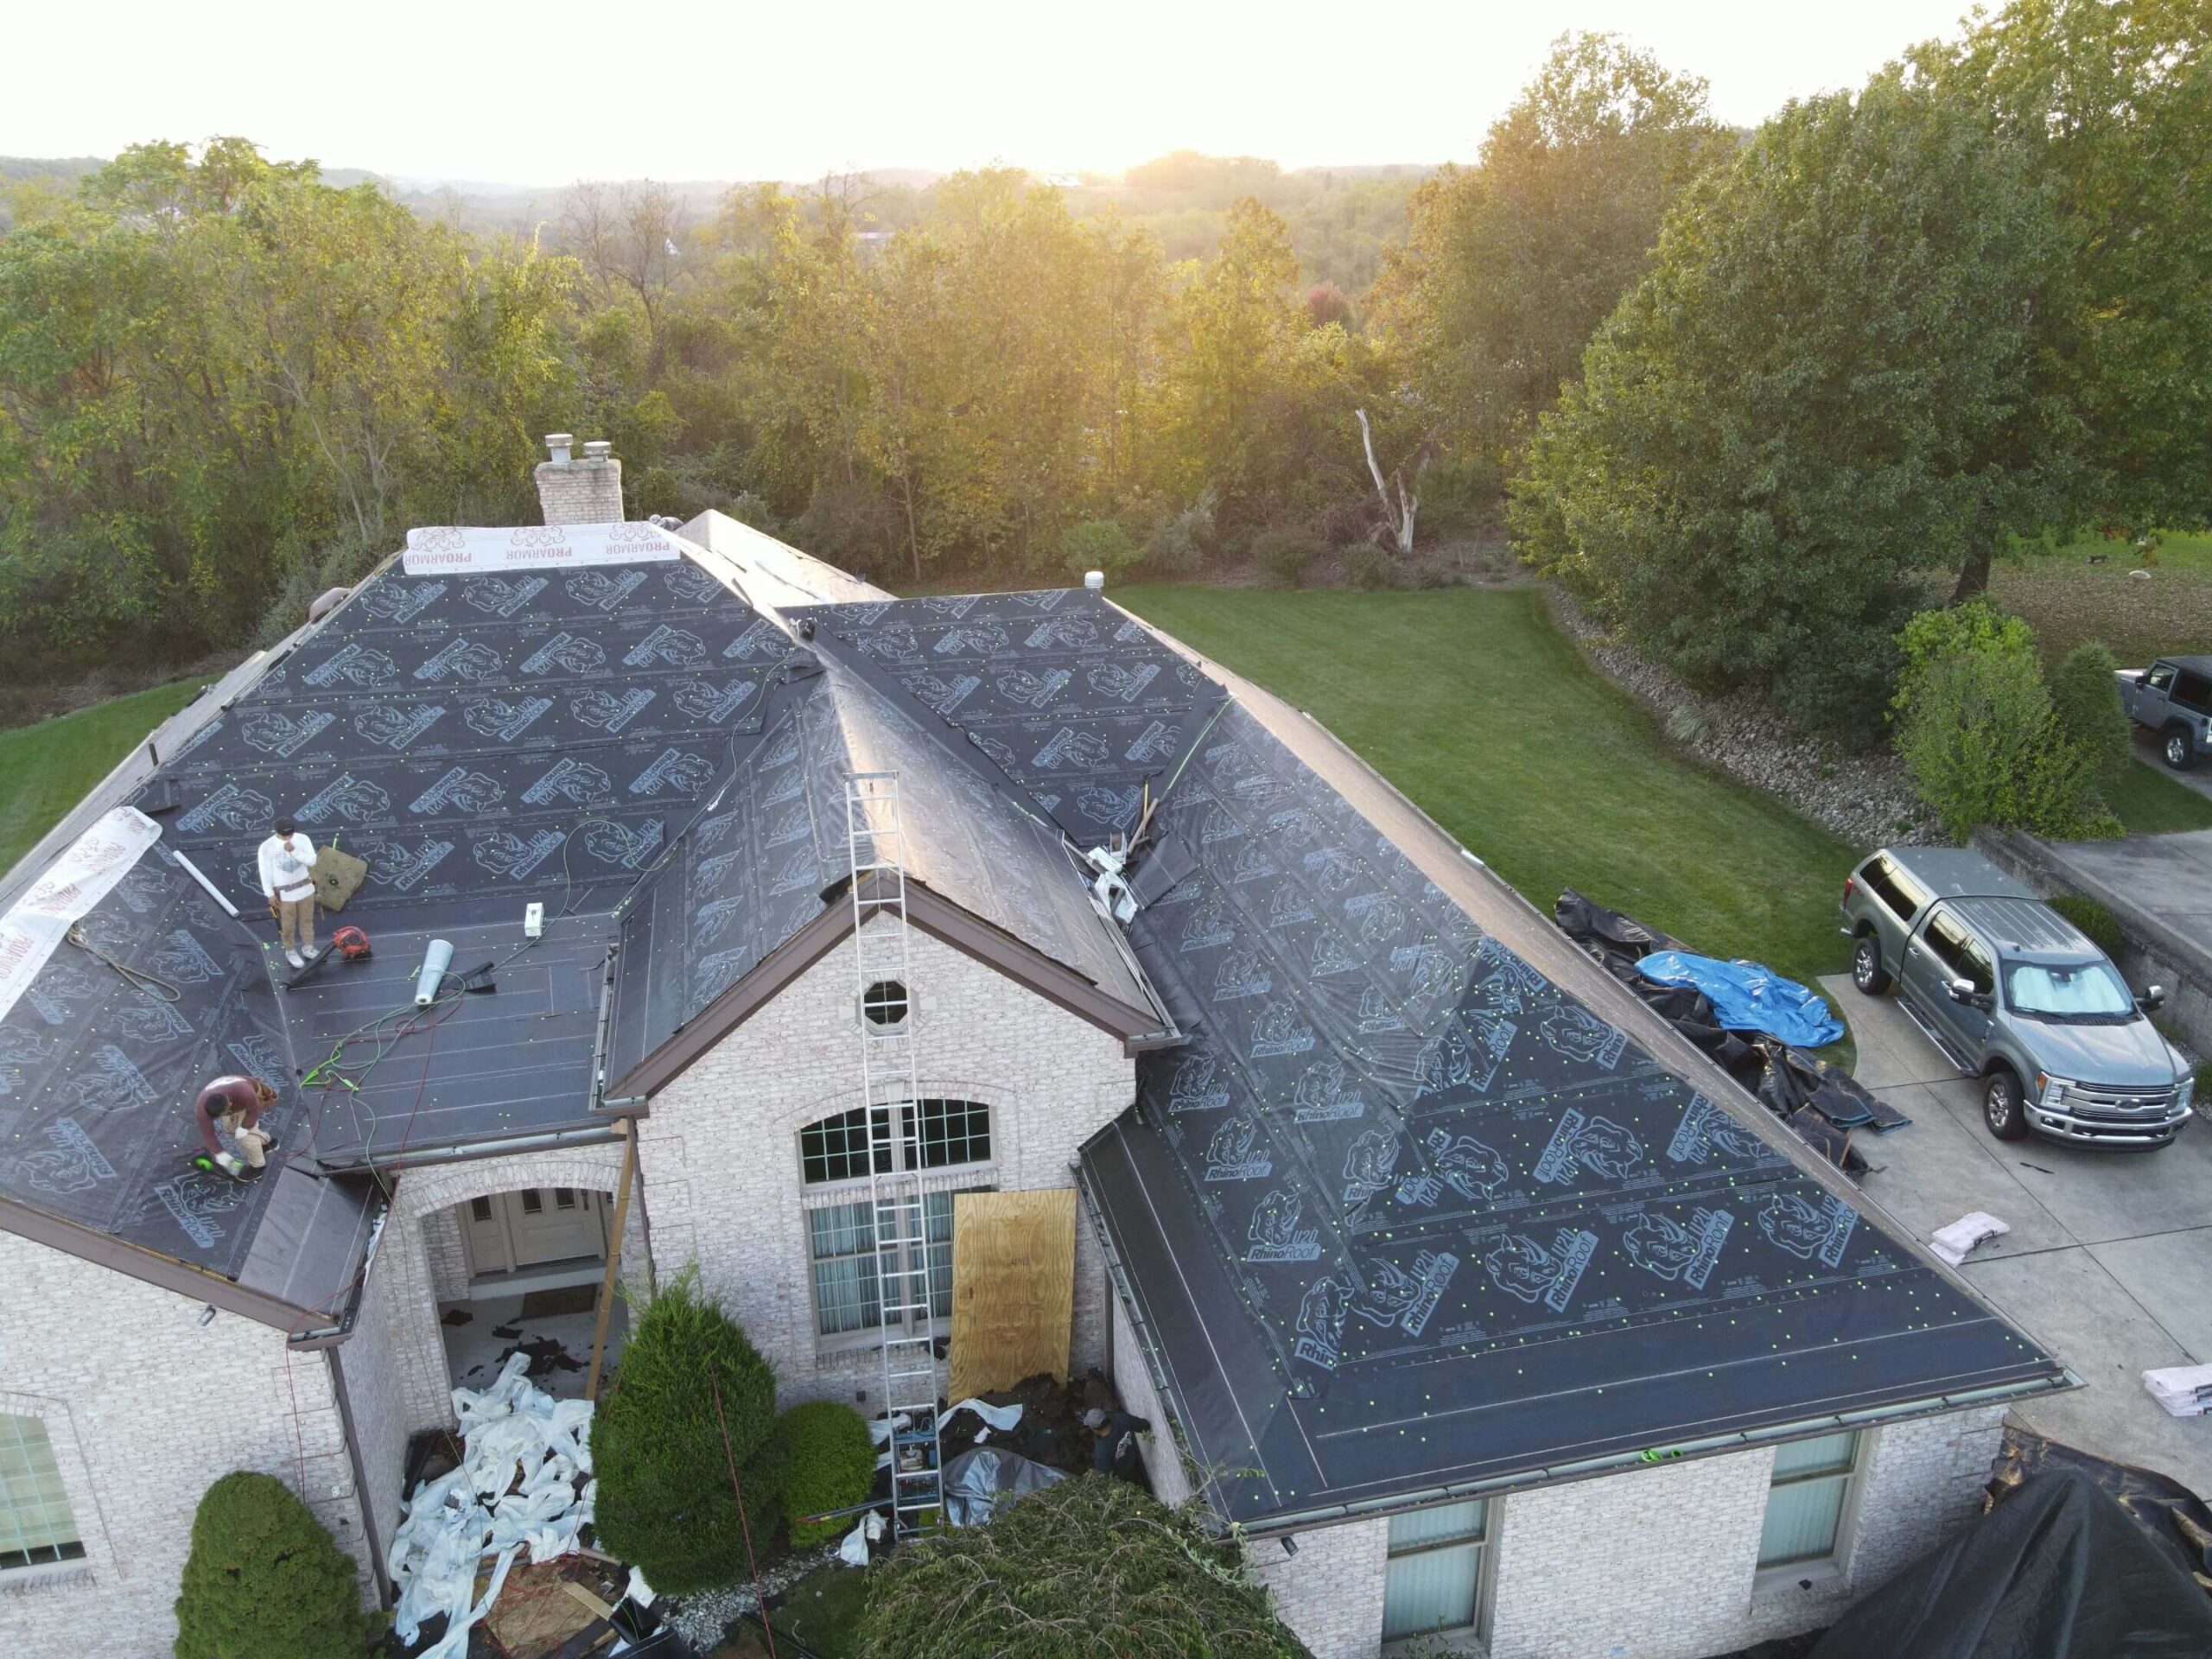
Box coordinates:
[2005,961,2134,1020]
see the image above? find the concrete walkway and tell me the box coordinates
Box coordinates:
[1822,973,2212,1498]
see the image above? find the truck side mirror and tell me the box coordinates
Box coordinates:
[2141,984,2166,1012]
[1947,977,1975,1004]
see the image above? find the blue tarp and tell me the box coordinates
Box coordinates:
[1636,951,1845,1048]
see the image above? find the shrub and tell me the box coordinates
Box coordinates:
[1058,518,1140,579]
[1138,491,1215,578]
[1345,542,1395,590]
[2050,892,2126,958]
[1313,497,1376,549]
[592,1269,787,1593]
[855,1475,1302,1659]
[2048,643,2133,788]
[174,1471,381,1659]
[778,1401,878,1547]
[1894,642,2114,842]
[1893,599,2039,717]
[1252,525,1324,589]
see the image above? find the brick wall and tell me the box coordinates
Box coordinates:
[639,918,1135,1408]
[333,1232,410,1595]
[1245,1517,1389,1659]
[0,1230,371,1658]
[534,457,624,525]
[366,1141,644,1434]
[1233,1403,2009,1659]
[1109,1293,1190,1507]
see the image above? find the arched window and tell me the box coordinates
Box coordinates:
[797,1101,993,1341]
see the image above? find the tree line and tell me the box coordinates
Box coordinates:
[1,0,2204,741]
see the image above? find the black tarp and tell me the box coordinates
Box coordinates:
[1080,699,2063,1527]
[1809,1468,2212,1658]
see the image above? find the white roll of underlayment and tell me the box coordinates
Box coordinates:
[414,938,454,1007]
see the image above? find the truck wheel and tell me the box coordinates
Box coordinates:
[1983,1068,2031,1141]
[1851,933,1891,995]
[2165,726,2196,770]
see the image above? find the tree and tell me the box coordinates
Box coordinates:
[174,1471,380,1659]
[855,1475,1303,1659]
[1918,0,2212,594]
[1372,33,1730,462]
[1512,73,2071,728]
[591,1270,787,1594]
[2047,642,2133,789]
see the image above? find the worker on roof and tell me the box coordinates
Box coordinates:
[258,814,319,969]
[194,1077,277,1178]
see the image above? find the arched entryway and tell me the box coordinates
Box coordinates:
[438,1185,623,1400]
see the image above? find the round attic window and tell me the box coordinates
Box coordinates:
[862,980,909,1027]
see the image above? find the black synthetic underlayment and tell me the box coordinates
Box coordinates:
[604,660,1152,1089]
[786,589,1229,849]
[1071,708,2062,1526]
[0,841,302,1278]
[143,559,801,920]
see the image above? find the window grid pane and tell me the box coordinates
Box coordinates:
[809,1202,883,1335]
[1388,1498,1487,1552]
[1382,1539,1483,1639]
[912,1100,990,1170]
[1758,1473,1851,1566]
[801,1108,891,1185]
[0,1415,83,1570]
[1771,1431,1857,1481]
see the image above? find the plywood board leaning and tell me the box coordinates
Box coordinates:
[948,1188,1077,1401]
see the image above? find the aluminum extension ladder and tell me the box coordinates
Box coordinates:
[844,772,944,1537]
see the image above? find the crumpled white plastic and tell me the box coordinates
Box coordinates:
[387,1351,598,1659]
[838,1508,887,1567]
[868,1397,1025,1469]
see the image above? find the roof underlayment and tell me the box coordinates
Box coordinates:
[794,591,2071,1531]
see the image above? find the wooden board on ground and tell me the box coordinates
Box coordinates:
[948,1187,1076,1401]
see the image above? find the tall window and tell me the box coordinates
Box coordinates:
[799,1102,989,1341]
[1758,1432,1861,1569]
[1381,1499,1490,1642]
[0,1414,83,1573]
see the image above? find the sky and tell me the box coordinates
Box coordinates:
[9,0,1988,185]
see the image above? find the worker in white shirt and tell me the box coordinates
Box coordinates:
[257,814,320,969]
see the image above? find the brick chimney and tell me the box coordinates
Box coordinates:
[534,433,625,525]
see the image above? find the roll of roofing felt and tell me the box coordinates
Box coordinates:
[414,938,454,1007]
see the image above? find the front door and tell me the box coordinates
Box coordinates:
[461,1188,607,1279]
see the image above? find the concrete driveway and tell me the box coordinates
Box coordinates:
[1821,974,2212,1498]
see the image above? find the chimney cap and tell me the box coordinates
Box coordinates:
[544,434,574,463]
[583,440,613,463]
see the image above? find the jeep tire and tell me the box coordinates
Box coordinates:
[2165,725,2196,771]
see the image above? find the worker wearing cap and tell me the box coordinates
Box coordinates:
[194,1077,278,1177]
[1083,1407,1152,1477]
[258,814,319,969]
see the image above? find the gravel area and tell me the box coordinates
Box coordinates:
[662,1546,843,1650]
[1548,588,1940,851]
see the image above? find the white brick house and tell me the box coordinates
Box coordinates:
[0,454,2069,1659]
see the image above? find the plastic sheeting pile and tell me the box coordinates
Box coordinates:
[1555,889,1909,1176]
[389,1352,596,1659]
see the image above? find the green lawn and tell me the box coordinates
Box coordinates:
[2107,755,2212,836]
[0,677,215,876]
[1116,586,1859,989]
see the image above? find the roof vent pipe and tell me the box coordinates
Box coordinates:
[545,434,574,464]
[1084,569,1105,593]
[582,440,613,463]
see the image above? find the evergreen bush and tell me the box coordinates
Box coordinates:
[1252,525,1324,588]
[778,1401,879,1547]
[1058,518,1140,578]
[173,1471,380,1659]
[2047,642,2133,788]
[591,1269,787,1593]
[855,1475,1302,1659]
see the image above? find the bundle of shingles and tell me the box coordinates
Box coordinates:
[1554,890,1909,1178]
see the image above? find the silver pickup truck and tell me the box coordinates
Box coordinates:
[2116,655,2212,770]
[1839,846,2192,1149]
